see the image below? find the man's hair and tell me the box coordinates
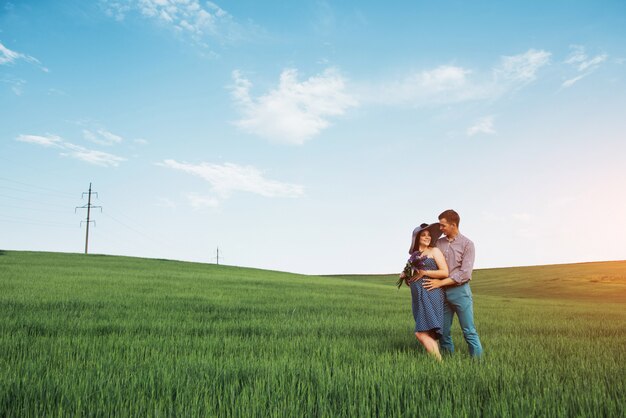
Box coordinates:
[439,209,460,226]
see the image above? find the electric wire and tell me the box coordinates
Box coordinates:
[0,193,73,209]
[0,216,76,228]
[97,201,180,248]
[0,203,67,214]
[100,211,173,250]
[0,178,76,199]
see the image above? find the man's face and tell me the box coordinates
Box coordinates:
[439,218,455,237]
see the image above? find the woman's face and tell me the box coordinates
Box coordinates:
[419,230,431,247]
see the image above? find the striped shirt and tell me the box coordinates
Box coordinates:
[436,233,475,285]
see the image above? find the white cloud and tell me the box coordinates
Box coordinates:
[159,159,304,201]
[60,144,126,167]
[102,1,131,21]
[0,42,24,65]
[16,134,63,147]
[562,45,608,88]
[369,65,486,106]
[577,54,607,72]
[83,129,124,146]
[466,116,495,137]
[493,49,551,84]
[417,65,469,91]
[134,138,149,145]
[365,49,551,106]
[47,88,68,96]
[231,68,357,144]
[2,76,27,96]
[562,74,585,88]
[0,41,48,71]
[565,45,607,71]
[101,0,244,45]
[16,133,126,167]
[230,49,550,144]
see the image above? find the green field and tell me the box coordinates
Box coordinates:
[1,250,625,417]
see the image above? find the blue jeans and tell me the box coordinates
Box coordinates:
[441,283,483,357]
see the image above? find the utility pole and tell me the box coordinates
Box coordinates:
[211,247,221,265]
[75,183,102,254]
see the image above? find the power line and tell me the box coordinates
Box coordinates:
[0,185,74,200]
[101,211,171,248]
[0,193,71,209]
[0,203,68,214]
[0,212,75,225]
[100,206,169,244]
[97,203,183,254]
[0,217,75,228]
[0,155,68,176]
[0,177,76,199]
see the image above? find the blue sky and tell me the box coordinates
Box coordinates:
[1,0,625,274]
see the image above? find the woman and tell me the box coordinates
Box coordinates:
[400,223,449,361]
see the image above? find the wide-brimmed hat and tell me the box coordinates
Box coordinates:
[409,222,442,254]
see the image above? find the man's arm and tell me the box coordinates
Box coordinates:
[421,247,455,289]
[449,240,474,285]
[422,239,475,290]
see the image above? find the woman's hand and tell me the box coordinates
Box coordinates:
[407,270,425,285]
[422,278,442,291]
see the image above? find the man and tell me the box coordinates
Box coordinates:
[422,209,483,358]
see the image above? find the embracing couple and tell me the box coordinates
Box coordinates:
[399,209,483,361]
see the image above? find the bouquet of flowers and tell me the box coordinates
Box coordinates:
[396,252,428,288]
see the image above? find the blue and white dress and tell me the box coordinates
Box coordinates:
[410,257,444,338]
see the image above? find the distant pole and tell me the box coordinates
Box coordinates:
[216,247,219,265]
[84,183,92,254]
[75,183,102,255]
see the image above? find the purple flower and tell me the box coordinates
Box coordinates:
[396,251,428,288]
[407,252,428,270]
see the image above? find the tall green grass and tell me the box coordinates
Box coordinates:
[0,251,624,416]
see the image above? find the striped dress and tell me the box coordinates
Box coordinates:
[410,257,444,338]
